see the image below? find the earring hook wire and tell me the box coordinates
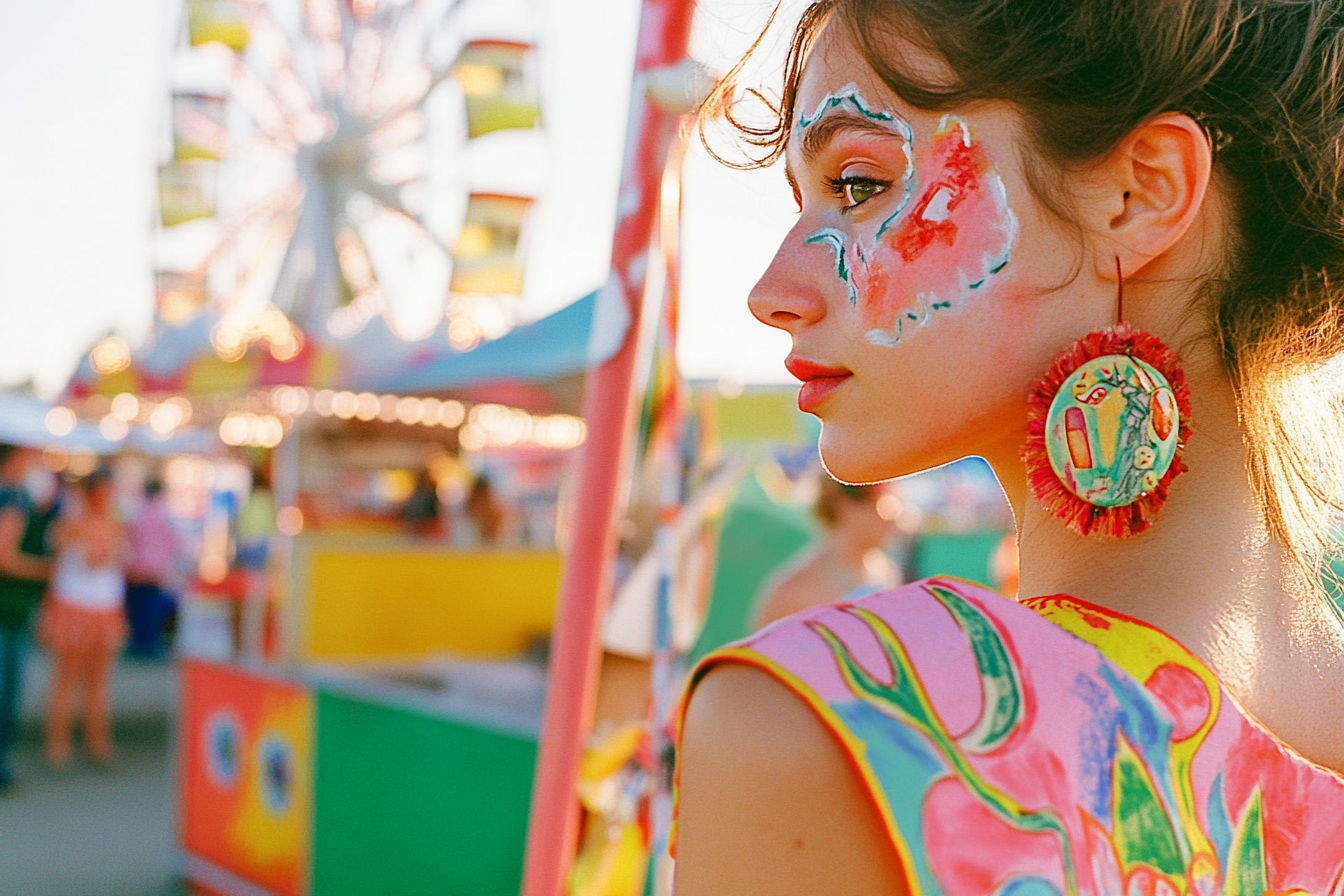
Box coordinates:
[1116,256,1124,324]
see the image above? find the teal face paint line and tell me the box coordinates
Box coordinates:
[803,228,859,306]
[797,84,918,310]
[797,82,903,129]
[798,83,918,228]
[863,297,929,348]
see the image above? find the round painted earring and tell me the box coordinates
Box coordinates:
[1022,264,1193,538]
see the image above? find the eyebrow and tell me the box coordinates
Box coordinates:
[784,109,910,208]
[799,109,911,164]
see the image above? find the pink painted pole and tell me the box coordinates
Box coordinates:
[520,2,696,894]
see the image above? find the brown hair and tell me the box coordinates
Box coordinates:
[705,0,1344,582]
[814,476,878,527]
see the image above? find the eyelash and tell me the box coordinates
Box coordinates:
[825,175,892,211]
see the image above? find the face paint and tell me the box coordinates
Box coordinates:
[803,228,858,305]
[797,82,908,131]
[802,112,1018,347]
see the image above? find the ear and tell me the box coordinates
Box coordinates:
[1094,112,1213,281]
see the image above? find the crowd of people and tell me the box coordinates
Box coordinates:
[0,444,182,792]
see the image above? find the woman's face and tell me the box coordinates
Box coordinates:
[750,22,1113,483]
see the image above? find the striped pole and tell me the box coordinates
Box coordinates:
[519,1,697,894]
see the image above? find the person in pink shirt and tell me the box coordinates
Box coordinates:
[124,479,180,659]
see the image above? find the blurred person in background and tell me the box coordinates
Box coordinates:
[401,467,444,539]
[235,464,276,573]
[39,468,127,767]
[124,479,181,659]
[462,474,505,547]
[0,445,55,791]
[753,477,900,628]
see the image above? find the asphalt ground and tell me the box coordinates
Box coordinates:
[0,653,183,896]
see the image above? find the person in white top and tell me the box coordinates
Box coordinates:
[38,469,127,766]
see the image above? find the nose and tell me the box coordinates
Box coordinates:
[748,224,829,334]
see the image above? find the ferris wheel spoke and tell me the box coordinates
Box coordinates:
[375,0,471,118]
[241,3,326,129]
[229,59,306,149]
[187,185,305,277]
[344,26,387,115]
[301,0,347,102]
[367,3,419,109]
[302,0,343,43]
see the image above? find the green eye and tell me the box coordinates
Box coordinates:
[828,176,890,209]
[844,182,882,206]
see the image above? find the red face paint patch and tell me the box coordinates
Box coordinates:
[830,117,1018,347]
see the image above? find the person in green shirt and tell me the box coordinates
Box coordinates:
[0,444,54,791]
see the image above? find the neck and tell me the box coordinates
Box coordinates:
[984,341,1344,767]
[824,530,870,568]
[1012,360,1283,663]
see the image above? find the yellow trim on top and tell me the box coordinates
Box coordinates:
[674,646,924,896]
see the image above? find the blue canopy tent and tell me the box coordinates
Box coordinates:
[370,291,597,394]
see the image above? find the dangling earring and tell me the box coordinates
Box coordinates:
[1022,259,1193,538]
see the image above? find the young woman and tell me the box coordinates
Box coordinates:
[675,1,1344,893]
[40,470,127,766]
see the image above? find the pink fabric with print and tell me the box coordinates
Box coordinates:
[678,578,1344,896]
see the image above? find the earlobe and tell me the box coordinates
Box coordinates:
[1103,113,1213,278]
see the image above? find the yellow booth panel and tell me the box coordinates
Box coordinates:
[295,537,561,662]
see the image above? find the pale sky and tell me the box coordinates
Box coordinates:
[0,0,800,395]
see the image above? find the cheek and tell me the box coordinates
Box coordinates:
[841,118,1019,346]
[821,298,1058,480]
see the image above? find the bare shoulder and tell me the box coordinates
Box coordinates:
[754,557,832,627]
[675,662,908,896]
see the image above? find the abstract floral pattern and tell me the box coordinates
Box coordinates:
[1045,354,1180,509]
[682,579,1344,895]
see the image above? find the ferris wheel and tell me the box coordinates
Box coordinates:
[154,0,542,366]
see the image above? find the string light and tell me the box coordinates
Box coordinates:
[312,389,335,416]
[440,399,465,428]
[210,305,305,362]
[149,401,188,436]
[276,505,305,536]
[395,396,424,425]
[110,393,140,422]
[354,392,379,421]
[63,387,582,453]
[376,394,399,423]
[280,388,580,449]
[90,337,132,376]
[99,415,130,442]
[331,391,358,419]
[45,407,76,437]
[219,412,286,448]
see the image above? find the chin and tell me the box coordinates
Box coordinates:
[818,427,903,485]
[818,422,961,485]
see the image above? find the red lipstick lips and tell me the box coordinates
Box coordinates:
[786,357,852,414]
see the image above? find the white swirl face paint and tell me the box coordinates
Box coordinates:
[797,91,1019,346]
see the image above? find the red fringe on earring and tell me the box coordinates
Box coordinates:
[1022,323,1193,538]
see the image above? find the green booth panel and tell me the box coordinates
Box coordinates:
[910,530,1006,590]
[689,475,816,664]
[312,689,537,896]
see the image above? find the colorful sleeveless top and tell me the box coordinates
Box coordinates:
[677,577,1344,895]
